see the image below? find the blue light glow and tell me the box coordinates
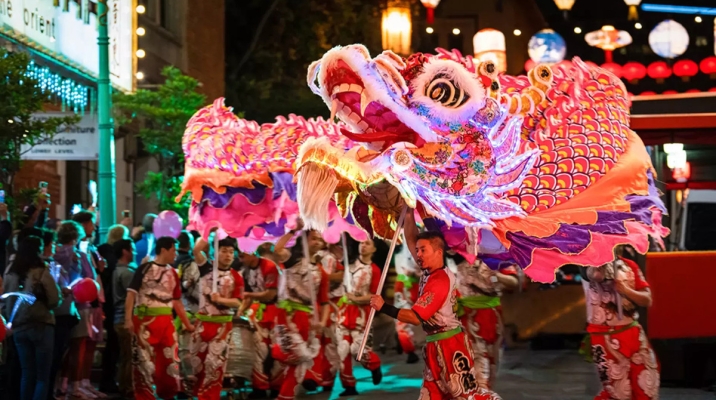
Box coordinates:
[641,4,716,16]
[25,61,89,112]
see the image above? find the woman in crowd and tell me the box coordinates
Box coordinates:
[4,235,62,400]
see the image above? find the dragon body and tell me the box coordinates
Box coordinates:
[179,98,367,250]
[297,45,668,282]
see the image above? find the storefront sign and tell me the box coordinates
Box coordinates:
[21,112,99,160]
[0,0,134,92]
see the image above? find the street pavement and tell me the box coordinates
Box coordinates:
[267,347,714,400]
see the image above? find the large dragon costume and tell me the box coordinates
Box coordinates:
[295,45,668,282]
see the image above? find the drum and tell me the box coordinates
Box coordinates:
[225,316,256,380]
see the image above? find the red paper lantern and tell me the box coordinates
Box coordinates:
[672,162,691,183]
[700,56,716,79]
[647,61,672,83]
[524,59,536,72]
[709,87,716,92]
[601,62,623,78]
[673,59,698,82]
[685,89,701,93]
[662,90,678,95]
[420,0,441,24]
[640,91,657,96]
[622,62,646,82]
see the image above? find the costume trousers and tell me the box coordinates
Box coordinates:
[189,320,232,400]
[321,299,341,388]
[271,309,321,400]
[396,320,416,353]
[249,303,282,391]
[131,315,181,400]
[460,306,503,389]
[588,323,660,400]
[420,331,501,400]
[337,304,381,388]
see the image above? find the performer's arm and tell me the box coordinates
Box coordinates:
[615,283,652,307]
[124,291,136,334]
[210,293,242,308]
[320,303,330,327]
[274,219,302,255]
[238,297,252,315]
[496,272,519,289]
[369,295,421,325]
[403,209,420,263]
[245,288,277,303]
[173,299,195,331]
[194,237,209,266]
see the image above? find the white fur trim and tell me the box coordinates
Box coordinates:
[409,58,487,123]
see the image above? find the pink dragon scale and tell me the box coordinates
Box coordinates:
[179,98,368,251]
[296,45,668,282]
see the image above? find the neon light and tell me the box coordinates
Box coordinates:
[26,61,89,112]
[641,4,716,16]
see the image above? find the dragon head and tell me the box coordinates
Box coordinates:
[299,44,553,229]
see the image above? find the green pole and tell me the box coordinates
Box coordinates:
[97,0,116,241]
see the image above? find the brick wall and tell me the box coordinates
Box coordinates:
[13,160,60,219]
[185,0,225,100]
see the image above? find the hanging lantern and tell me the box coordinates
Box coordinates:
[700,56,716,79]
[473,29,507,72]
[647,61,672,83]
[640,91,656,96]
[585,25,632,63]
[528,29,567,64]
[420,0,440,24]
[601,62,623,78]
[624,0,641,21]
[382,6,412,56]
[649,20,689,59]
[622,61,646,83]
[672,162,691,183]
[553,0,575,18]
[666,150,687,170]
[662,90,678,95]
[673,59,698,82]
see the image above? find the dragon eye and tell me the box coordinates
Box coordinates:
[425,75,470,108]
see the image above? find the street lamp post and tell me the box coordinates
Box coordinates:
[97,0,116,240]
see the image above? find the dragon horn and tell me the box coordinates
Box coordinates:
[500,64,554,115]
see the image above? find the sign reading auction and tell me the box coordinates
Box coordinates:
[21,113,99,160]
[0,0,134,92]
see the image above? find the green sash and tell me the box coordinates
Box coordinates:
[396,274,420,290]
[196,314,233,323]
[133,305,172,318]
[426,327,462,343]
[277,299,312,313]
[456,296,500,317]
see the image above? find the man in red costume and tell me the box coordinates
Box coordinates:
[240,247,282,399]
[455,258,518,389]
[370,210,501,400]
[336,238,383,396]
[189,236,245,400]
[271,234,330,400]
[125,236,195,400]
[581,245,660,400]
[393,236,422,364]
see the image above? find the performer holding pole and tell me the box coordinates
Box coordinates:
[369,209,501,400]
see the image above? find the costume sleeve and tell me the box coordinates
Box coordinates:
[231,270,244,300]
[621,257,649,290]
[318,268,329,305]
[263,260,279,289]
[170,268,182,300]
[198,261,212,277]
[411,271,449,322]
[370,264,382,294]
[127,264,147,294]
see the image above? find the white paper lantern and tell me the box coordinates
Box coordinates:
[666,150,687,169]
[649,19,689,59]
[663,143,684,154]
[382,7,412,55]
[473,29,507,72]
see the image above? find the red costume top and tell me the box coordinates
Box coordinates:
[243,257,280,303]
[583,257,649,328]
[127,262,181,308]
[344,259,380,299]
[411,267,461,335]
[197,262,244,316]
[317,251,345,301]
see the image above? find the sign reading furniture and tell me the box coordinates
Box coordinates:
[0,0,134,92]
[21,112,99,160]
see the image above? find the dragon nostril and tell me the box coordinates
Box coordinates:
[486,64,495,74]
[491,81,499,91]
[540,68,550,78]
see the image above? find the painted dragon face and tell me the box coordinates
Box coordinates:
[299,44,552,229]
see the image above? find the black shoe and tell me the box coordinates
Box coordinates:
[406,351,420,364]
[395,333,403,355]
[339,387,359,397]
[247,389,268,399]
[322,385,333,393]
[302,379,318,392]
[371,367,383,385]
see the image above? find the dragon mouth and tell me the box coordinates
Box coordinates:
[310,46,437,152]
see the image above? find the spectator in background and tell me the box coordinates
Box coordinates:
[4,235,61,400]
[0,202,12,273]
[97,224,130,394]
[134,213,157,265]
[111,239,137,399]
[44,218,62,232]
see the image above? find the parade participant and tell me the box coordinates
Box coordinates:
[581,245,659,400]
[303,230,331,390]
[125,236,195,400]
[315,240,345,391]
[455,257,518,389]
[189,236,245,400]
[175,230,200,393]
[336,237,383,396]
[270,236,330,400]
[369,210,500,400]
[392,238,422,364]
[239,244,282,399]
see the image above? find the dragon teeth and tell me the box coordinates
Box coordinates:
[330,98,339,121]
[360,91,377,116]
